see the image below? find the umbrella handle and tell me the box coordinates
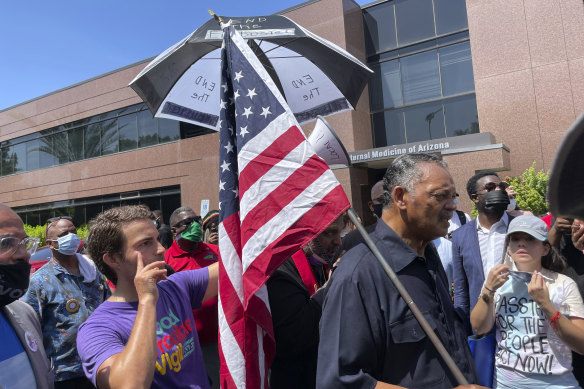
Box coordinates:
[347,208,470,386]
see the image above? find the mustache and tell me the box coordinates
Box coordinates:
[439,211,453,220]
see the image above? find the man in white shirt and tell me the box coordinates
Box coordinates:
[451,172,511,333]
[433,201,471,296]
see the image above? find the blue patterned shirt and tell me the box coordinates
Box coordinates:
[23,257,110,382]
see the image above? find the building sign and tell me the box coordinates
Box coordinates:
[349,133,496,164]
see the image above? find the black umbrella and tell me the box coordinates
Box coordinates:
[130,14,372,129]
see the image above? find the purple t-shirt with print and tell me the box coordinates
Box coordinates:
[77,269,211,389]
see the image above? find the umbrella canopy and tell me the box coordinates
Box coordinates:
[130,15,373,130]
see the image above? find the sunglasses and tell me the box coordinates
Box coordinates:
[46,216,73,224]
[172,216,201,229]
[480,182,509,193]
[0,236,40,257]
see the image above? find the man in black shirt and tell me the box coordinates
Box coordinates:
[317,153,484,389]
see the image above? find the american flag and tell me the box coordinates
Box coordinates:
[217,25,350,389]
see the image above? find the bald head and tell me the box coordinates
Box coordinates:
[0,203,29,265]
[371,181,384,202]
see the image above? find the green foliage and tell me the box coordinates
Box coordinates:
[504,162,549,216]
[23,224,47,246]
[23,223,90,247]
[77,225,89,240]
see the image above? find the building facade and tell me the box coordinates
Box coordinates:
[1,0,583,225]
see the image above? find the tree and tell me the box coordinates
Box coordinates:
[504,162,549,216]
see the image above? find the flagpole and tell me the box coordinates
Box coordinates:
[347,208,470,386]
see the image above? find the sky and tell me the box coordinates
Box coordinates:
[0,0,370,111]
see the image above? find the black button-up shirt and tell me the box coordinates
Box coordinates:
[317,221,478,388]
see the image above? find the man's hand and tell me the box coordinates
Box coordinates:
[553,218,573,233]
[572,220,584,251]
[134,256,167,303]
[549,217,574,247]
[206,231,219,245]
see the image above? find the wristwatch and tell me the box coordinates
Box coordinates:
[481,292,490,303]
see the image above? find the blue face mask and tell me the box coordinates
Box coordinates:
[56,233,81,256]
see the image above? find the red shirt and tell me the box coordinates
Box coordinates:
[165,239,219,344]
[541,213,553,229]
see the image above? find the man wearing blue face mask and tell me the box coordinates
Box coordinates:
[23,217,110,389]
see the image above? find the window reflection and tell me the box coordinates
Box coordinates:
[434,0,468,35]
[0,104,208,177]
[26,139,40,171]
[363,1,397,56]
[439,42,474,96]
[395,0,435,47]
[403,103,445,142]
[363,0,469,56]
[401,51,441,104]
[371,60,403,111]
[444,95,479,137]
[101,119,119,155]
[138,110,158,148]
[118,114,138,152]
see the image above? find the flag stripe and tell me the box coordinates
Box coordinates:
[240,154,333,246]
[239,140,318,220]
[238,124,306,196]
[242,185,349,301]
[237,113,303,173]
[241,169,343,273]
[218,295,246,389]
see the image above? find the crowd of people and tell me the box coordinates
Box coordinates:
[1,152,583,389]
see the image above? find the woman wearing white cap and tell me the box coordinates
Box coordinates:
[471,215,584,388]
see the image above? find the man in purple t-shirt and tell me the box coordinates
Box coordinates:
[76,205,218,389]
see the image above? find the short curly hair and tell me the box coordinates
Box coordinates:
[86,205,154,285]
[465,171,499,198]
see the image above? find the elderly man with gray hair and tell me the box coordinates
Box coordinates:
[316,153,485,389]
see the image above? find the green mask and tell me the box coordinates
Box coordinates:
[179,221,203,242]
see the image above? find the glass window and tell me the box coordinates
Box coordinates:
[363,2,397,56]
[100,119,119,155]
[157,118,180,143]
[85,123,102,159]
[370,60,403,111]
[443,94,479,137]
[400,50,441,104]
[118,114,138,152]
[52,132,69,164]
[26,139,40,171]
[395,0,435,46]
[1,145,15,175]
[439,41,474,96]
[138,110,158,147]
[38,135,58,168]
[434,0,468,36]
[39,209,53,225]
[85,203,103,223]
[13,142,27,173]
[68,127,84,162]
[385,109,407,146]
[404,102,445,142]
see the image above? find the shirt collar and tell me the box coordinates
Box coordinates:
[374,221,437,273]
[476,211,509,232]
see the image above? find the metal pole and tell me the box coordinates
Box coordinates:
[347,208,469,386]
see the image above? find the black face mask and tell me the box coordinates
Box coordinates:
[478,190,510,216]
[372,203,384,219]
[0,262,31,307]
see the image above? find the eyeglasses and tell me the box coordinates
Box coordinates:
[46,216,72,224]
[172,216,201,229]
[480,182,509,193]
[0,236,40,257]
